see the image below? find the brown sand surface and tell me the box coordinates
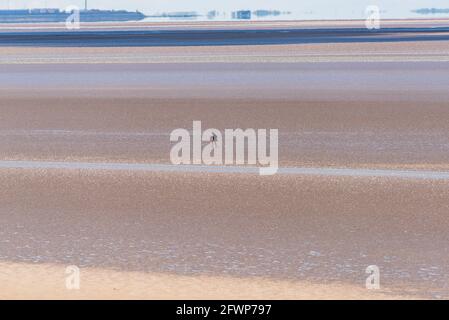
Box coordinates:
[2,41,449,64]
[1,94,449,170]
[1,29,449,299]
[1,46,449,170]
[1,169,448,299]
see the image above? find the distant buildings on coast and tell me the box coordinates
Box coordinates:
[147,9,290,21]
[0,8,146,23]
[412,8,449,15]
[222,10,290,20]
[0,8,291,23]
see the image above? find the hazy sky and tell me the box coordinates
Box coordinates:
[1,1,449,19]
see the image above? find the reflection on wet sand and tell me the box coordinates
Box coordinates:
[1,21,449,299]
[1,169,449,299]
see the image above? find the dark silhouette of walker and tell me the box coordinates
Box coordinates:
[210,132,218,148]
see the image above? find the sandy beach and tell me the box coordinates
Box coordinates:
[1,20,449,299]
[1,169,449,299]
[2,61,449,170]
[0,263,418,300]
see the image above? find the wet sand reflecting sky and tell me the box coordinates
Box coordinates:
[1,21,449,299]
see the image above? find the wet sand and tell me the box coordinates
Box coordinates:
[2,27,449,47]
[1,22,449,299]
[2,96,449,170]
[1,169,449,299]
[2,40,449,64]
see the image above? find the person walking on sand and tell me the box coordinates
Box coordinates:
[210,132,218,149]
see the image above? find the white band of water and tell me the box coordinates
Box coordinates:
[1,160,449,180]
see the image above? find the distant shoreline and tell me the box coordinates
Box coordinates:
[0,21,449,47]
[1,17,448,27]
[0,8,146,24]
